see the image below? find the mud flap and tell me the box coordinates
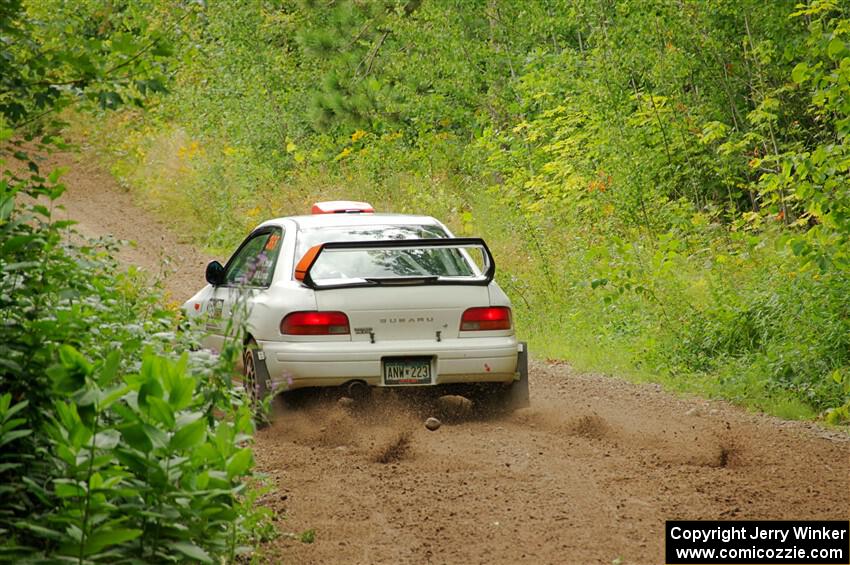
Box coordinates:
[508,341,531,409]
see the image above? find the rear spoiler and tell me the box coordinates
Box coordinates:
[295,238,496,290]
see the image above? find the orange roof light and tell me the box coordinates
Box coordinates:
[311,200,374,214]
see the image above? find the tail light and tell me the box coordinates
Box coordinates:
[460,307,512,331]
[281,311,350,335]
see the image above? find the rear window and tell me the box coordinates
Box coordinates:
[295,224,476,280]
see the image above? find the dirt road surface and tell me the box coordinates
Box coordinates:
[47,148,850,564]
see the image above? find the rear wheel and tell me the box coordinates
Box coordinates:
[240,339,271,420]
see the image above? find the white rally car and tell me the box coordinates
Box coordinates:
[183,201,528,409]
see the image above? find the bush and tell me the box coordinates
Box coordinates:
[0,156,266,562]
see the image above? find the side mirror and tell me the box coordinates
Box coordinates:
[205,260,225,286]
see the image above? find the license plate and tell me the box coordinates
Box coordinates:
[383,357,432,386]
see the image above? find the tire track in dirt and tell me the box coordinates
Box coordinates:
[48,147,850,564]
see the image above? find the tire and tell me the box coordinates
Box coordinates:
[241,339,271,419]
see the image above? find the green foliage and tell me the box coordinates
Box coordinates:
[0,394,31,498]
[1,1,273,561]
[298,529,316,544]
[0,0,183,129]
[38,347,257,562]
[0,154,267,560]
[775,2,850,271]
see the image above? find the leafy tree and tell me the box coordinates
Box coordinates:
[1,0,179,129]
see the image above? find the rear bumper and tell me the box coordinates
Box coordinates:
[257,336,519,390]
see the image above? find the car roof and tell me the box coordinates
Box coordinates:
[259,213,443,231]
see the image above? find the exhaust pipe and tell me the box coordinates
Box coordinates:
[346,380,370,400]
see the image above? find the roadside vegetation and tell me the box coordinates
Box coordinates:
[76,0,850,422]
[1,1,270,561]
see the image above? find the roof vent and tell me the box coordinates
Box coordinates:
[311,200,375,214]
